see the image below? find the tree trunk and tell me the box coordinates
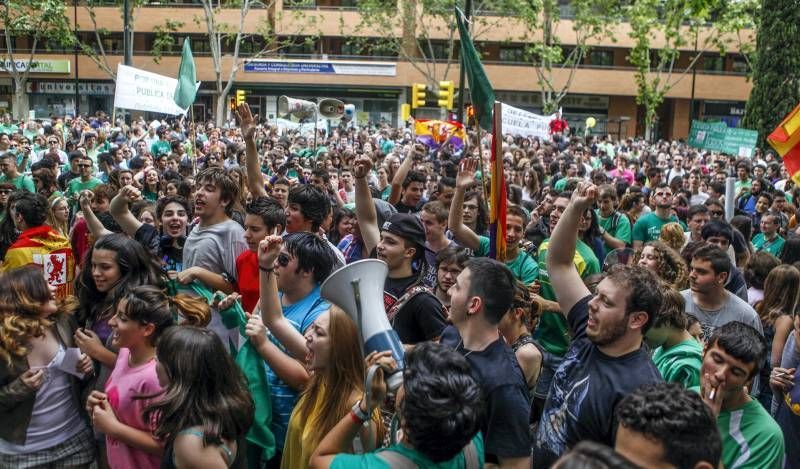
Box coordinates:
[215,92,228,127]
[400,0,417,59]
[13,79,29,120]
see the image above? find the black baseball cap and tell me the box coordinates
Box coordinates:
[381,213,426,249]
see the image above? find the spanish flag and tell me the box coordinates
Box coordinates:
[1,225,75,299]
[768,102,800,185]
[414,119,466,150]
[489,102,507,262]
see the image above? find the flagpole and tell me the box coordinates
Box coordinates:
[190,105,197,176]
[456,0,472,124]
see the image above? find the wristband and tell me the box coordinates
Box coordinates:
[351,399,370,422]
[259,264,274,273]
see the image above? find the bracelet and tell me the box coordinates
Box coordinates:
[259,264,274,273]
[351,399,370,422]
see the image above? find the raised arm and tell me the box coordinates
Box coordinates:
[78,191,113,239]
[257,235,309,359]
[387,147,415,205]
[236,103,267,197]
[547,183,595,314]
[447,158,481,251]
[108,185,143,238]
[353,156,380,254]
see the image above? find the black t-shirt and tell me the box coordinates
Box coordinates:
[135,223,184,272]
[393,200,423,214]
[384,275,446,344]
[441,325,532,461]
[532,296,664,468]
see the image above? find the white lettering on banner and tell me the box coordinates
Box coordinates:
[114,64,199,115]
[501,103,556,140]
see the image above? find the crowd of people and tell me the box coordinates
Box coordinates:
[0,103,798,468]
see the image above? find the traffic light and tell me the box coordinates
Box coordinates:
[466,104,475,120]
[401,103,411,121]
[411,83,426,109]
[437,81,454,110]
[236,89,247,106]
[229,97,237,112]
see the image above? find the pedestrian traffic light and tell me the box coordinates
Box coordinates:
[411,83,426,109]
[236,89,246,106]
[438,81,454,110]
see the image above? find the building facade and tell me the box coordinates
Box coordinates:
[0,0,753,140]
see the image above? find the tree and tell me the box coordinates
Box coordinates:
[0,0,75,119]
[627,0,758,141]
[517,0,624,114]
[741,0,800,148]
[344,0,519,89]
[77,0,184,81]
[198,0,305,126]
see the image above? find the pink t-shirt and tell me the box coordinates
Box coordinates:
[104,348,163,469]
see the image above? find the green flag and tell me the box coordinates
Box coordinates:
[456,7,494,131]
[174,38,197,111]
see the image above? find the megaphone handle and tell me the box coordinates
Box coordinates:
[364,364,380,414]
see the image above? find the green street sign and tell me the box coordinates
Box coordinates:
[688,120,758,157]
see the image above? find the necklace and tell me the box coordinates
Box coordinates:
[456,339,474,358]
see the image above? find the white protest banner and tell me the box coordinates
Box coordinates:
[113,64,195,115]
[500,103,556,140]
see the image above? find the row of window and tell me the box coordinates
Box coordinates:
[2,33,749,74]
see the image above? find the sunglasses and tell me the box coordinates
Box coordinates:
[0,189,11,195]
[77,164,91,168]
[277,252,291,267]
[710,210,724,216]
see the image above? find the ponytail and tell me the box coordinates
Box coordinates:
[168,294,211,327]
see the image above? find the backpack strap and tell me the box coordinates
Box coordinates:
[376,450,418,468]
[387,285,439,323]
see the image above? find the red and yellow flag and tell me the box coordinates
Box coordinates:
[489,102,507,262]
[768,102,800,185]
[1,225,75,299]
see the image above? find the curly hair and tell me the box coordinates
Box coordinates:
[398,342,484,462]
[615,383,721,468]
[659,222,686,253]
[0,266,77,365]
[639,240,688,290]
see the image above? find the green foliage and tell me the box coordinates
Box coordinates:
[152,20,186,64]
[517,0,624,113]
[626,0,758,138]
[741,0,800,149]
[345,0,520,85]
[1,0,75,59]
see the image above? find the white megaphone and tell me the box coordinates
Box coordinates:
[318,98,345,119]
[343,104,355,121]
[321,259,404,391]
[278,95,316,119]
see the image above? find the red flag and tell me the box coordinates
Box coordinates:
[489,102,507,261]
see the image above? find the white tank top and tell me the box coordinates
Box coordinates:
[0,345,86,454]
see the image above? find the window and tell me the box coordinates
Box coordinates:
[499,47,526,63]
[702,55,725,72]
[731,55,749,74]
[422,41,453,61]
[588,50,614,67]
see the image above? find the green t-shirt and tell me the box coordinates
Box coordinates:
[632,212,686,243]
[652,338,702,388]
[0,173,35,192]
[65,177,102,206]
[752,233,785,257]
[476,236,539,285]
[151,139,171,157]
[0,123,18,134]
[596,210,632,253]
[534,238,601,356]
[330,434,484,469]
[735,179,752,195]
[690,387,784,469]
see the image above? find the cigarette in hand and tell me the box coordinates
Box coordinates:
[709,388,716,401]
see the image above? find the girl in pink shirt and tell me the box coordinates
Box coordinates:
[86,285,210,469]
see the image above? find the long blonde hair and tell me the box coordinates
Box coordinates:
[293,306,382,451]
[46,196,69,238]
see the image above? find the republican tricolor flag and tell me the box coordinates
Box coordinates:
[768,102,800,185]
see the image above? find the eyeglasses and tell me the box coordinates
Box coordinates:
[277,252,291,267]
